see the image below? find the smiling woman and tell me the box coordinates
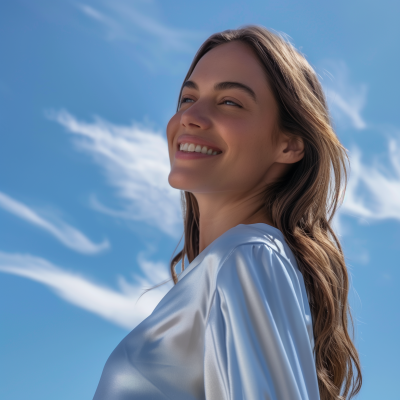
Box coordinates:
[92,26,362,400]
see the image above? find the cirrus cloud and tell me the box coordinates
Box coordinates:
[342,138,400,221]
[320,60,367,130]
[0,191,109,254]
[46,109,182,237]
[0,251,173,330]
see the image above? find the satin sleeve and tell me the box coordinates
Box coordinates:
[204,244,320,400]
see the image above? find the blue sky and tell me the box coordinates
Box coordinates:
[1,1,399,399]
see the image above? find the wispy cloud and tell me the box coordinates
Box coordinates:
[46,109,182,236]
[77,1,204,55]
[320,62,400,233]
[78,3,131,43]
[0,191,109,254]
[0,251,173,330]
[320,60,367,130]
[341,138,400,221]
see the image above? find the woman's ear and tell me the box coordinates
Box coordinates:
[276,133,305,164]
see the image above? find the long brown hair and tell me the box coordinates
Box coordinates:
[169,26,361,400]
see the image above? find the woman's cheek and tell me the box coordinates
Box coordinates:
[166,113,181,158]
[219,117,251,140]
[166,113,180,142]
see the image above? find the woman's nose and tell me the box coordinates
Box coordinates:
[180,101,212,130]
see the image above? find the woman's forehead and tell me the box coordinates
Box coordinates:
[189,42,267,87]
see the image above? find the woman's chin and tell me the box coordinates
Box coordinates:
[168,173,210,193]
[168,173,191,191]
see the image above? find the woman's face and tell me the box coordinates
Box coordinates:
[167,41,289,197]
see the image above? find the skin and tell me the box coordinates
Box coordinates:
[167,41,304,253]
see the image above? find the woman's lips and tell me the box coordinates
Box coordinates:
[175,150,221,160]
[177,135,222,153]
[175,141,222,160]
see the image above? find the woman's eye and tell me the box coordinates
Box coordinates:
[222,100,241,107]
[179,97,241,108]
[180,97,194,105]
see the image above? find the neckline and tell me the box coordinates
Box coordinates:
[177,222,285,282]
[239,222,284,238]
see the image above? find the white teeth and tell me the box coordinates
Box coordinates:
[179,142,220,155]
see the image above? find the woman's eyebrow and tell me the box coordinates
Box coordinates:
[182,80,198,90]
[182,80,257,102]
[214,81,257,102]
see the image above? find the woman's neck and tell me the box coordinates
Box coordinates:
[195,191,273,253]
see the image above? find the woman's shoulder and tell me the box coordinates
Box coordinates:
[214,225,303,297]
[177,223,284,282]
[213,225,314,344]
[216,238,303,301]
[178,223,296,283]
[215,223,297,270]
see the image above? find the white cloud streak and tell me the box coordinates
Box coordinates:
[321,60,368,130]
[0,191,109,254]
[327,89,367,130]
[0,251,173,330]
[342,138,400,221]
[78,1,203,54]
[319,61,400,230]
[47,109,182,236]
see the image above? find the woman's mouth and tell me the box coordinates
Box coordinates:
[178,142,222,156]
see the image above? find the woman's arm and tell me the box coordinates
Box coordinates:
[204,244,320,400]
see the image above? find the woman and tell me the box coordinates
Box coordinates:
[93,26,362,400]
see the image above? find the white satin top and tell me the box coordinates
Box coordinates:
[93,223,320,399]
